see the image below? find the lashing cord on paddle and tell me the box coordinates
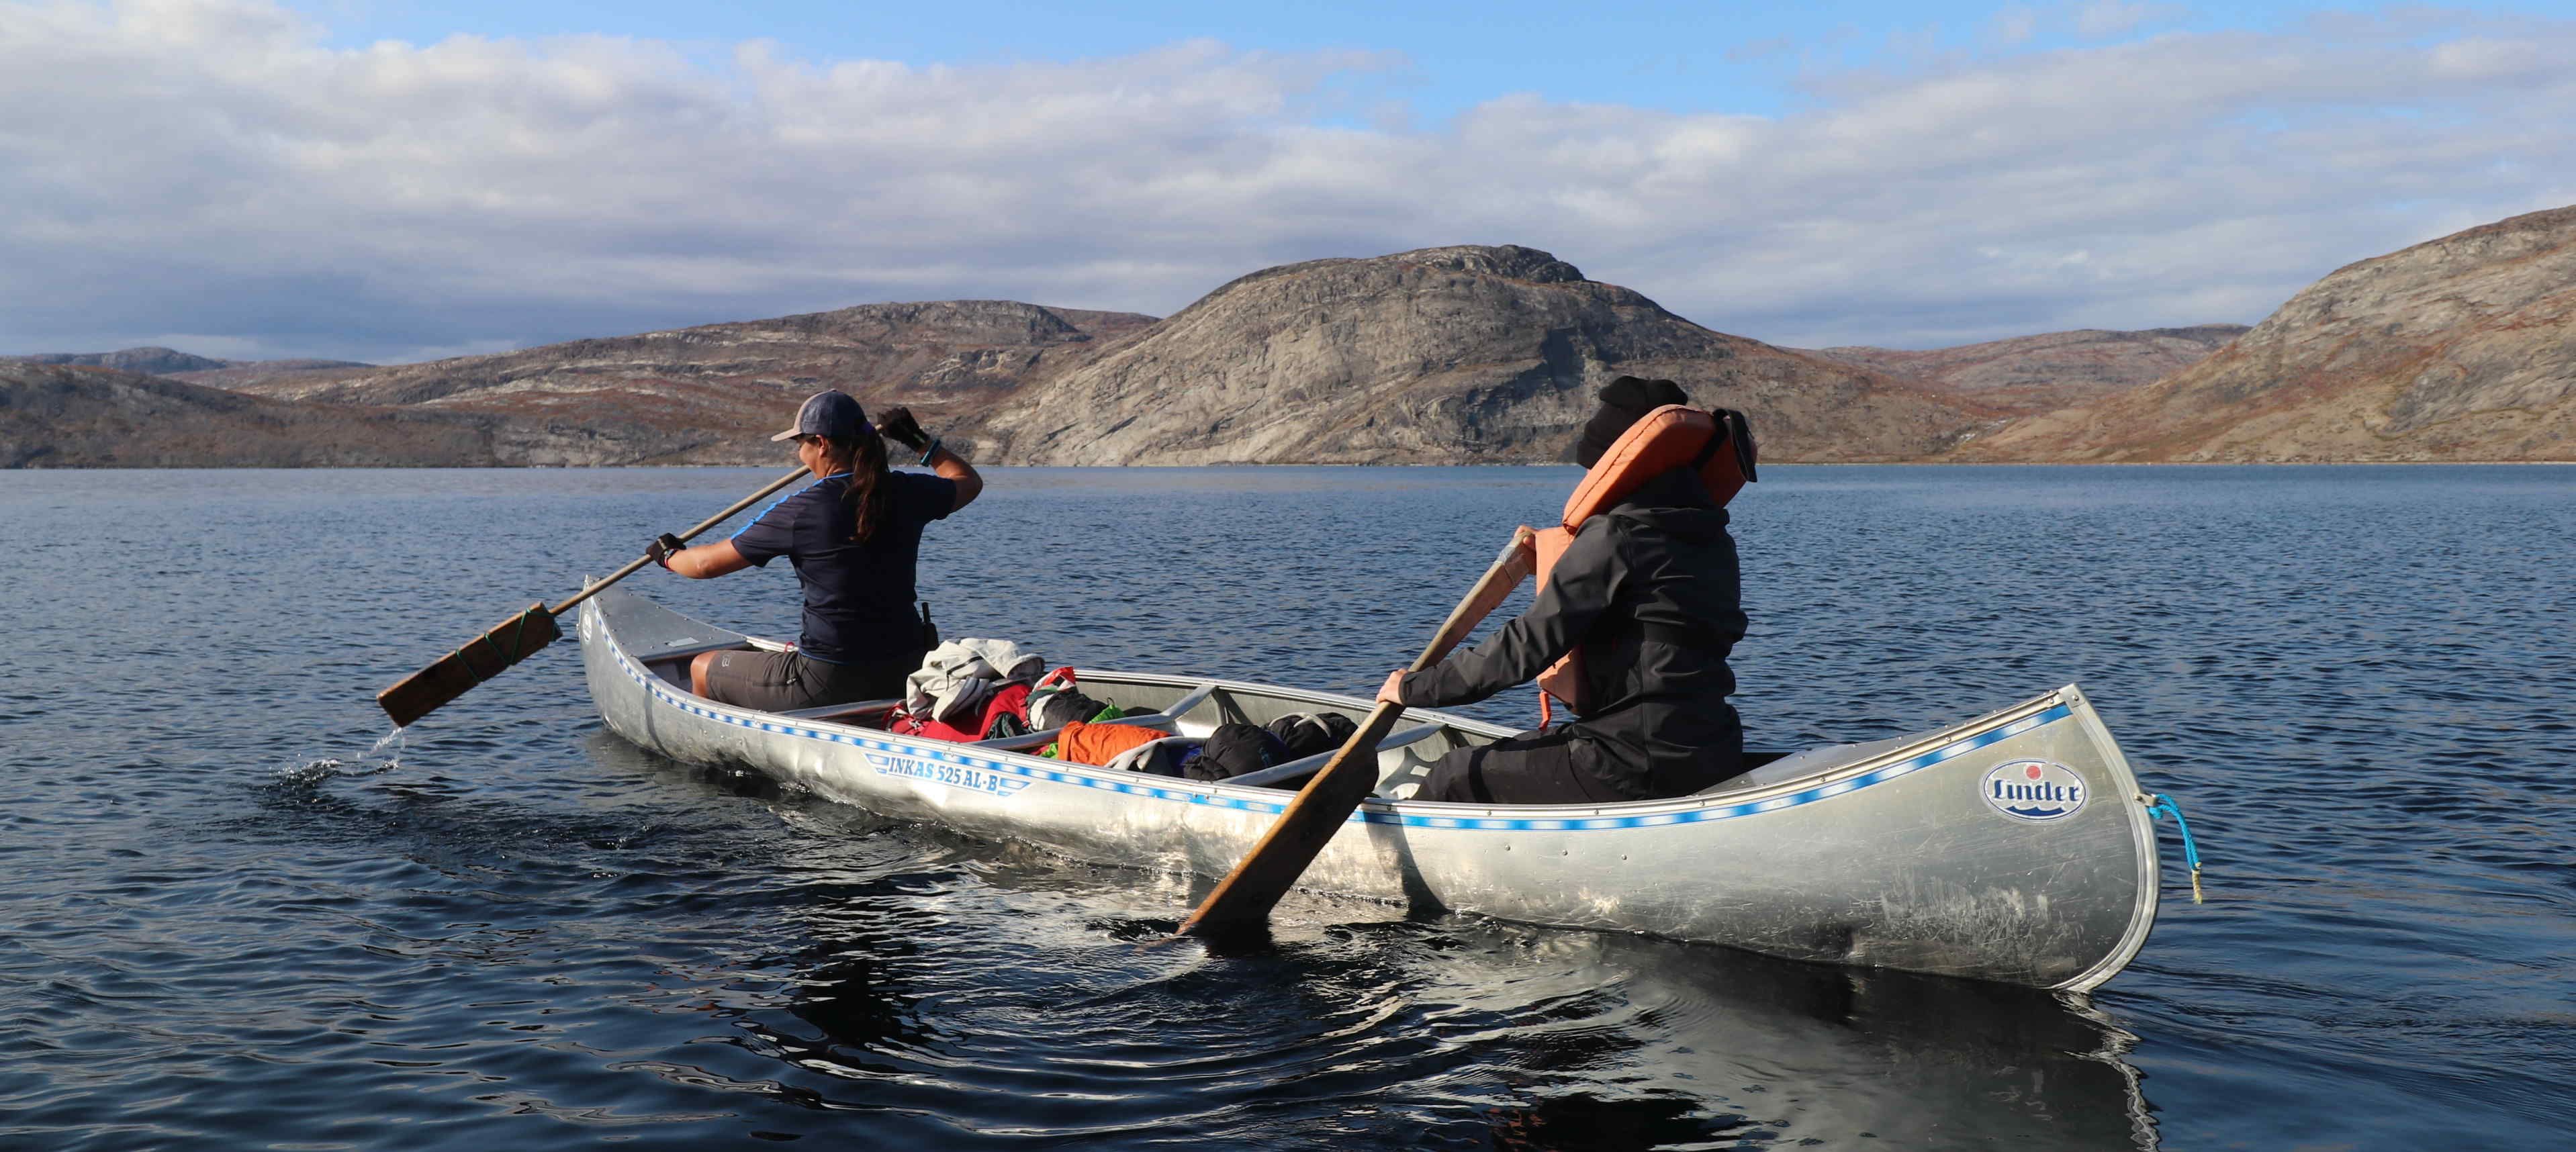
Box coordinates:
[2146,793,2205,903]
[455,610,541,685]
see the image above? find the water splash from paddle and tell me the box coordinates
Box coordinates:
[275,725,406,786]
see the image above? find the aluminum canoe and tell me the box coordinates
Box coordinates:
[580,587,2164,992]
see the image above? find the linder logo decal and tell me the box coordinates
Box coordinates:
[1982,759,2087,822]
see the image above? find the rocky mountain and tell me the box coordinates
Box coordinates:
[27,213,2566,469]
[1,362,515,467]
[8,346,238,375]
[975,246,1990,465]
[1812,326,2247,416]
[165,359,377,389]
[1959,207,2576,461]
[137,248,1991,467]
[3,347,373,381]
[225,301,1157,465]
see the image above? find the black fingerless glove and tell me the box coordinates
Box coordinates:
[647,532,687,569]
[878,406,931,452]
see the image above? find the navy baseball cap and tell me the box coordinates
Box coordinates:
[771,389,871,441]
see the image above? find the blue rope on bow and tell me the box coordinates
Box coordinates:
[2147,793,2205,903]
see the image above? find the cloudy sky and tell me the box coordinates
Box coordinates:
[5,1,2573,363]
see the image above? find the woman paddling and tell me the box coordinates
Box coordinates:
[649,389,982,710]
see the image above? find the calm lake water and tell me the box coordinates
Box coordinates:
[1,465,2570,1150]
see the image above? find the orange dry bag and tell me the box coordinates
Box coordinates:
[1525,405,1755,724]
[1051,719,1171,767]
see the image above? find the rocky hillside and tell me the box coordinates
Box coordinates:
[166,359,377,389]
[226,301,1156,465]
[8,346,237,375]
[3,346,371,381]
[1960,207,2576,461]
[30,215,2565,469]
[121,248,1991,467]
[976,246,1990,465]
[1,362,517,467]
[1813,326,2246,416]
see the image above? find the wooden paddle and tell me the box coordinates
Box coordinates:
[1179,525,1538,938]
[374,465,813,727]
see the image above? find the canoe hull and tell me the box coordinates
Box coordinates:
[580,589,2159,991]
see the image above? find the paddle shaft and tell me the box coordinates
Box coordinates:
[547,465,812,617]
[375,465,813,726]
[1180,526,1536,937]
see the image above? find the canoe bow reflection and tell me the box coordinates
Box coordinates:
[1446,932,2160,1151]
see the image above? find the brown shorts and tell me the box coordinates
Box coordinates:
[701,649,918,712]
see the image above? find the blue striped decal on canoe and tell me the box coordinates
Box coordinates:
[607,626,2074,830]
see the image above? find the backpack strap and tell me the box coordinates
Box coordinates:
[1690,407,1758,482]
[1690,414,1727,472]
[1720,408,1758,483]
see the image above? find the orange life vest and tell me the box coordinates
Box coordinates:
[1526,404,1755,722]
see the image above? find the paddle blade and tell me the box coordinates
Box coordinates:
[1179,700,1404,939]
[375,603,562,727]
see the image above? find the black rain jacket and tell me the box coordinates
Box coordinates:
[1398,467,1747,798]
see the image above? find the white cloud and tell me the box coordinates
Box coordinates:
[3,1,2573,360]
[2074,1,2180,40]
[2427,36,2561,83]
[1991,7,2040,46]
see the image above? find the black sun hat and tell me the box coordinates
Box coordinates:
[1576,376,1690,467]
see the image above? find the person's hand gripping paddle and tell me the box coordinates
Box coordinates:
[1179,526,1538,938]
[373,466,812,727]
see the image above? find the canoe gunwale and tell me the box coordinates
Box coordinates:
[612,629,2089,824]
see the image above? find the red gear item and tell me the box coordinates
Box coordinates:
[913,682,1033,742]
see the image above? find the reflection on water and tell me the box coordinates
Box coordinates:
[733,804,2159,1148]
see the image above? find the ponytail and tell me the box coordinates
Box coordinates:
[820,428,893,543]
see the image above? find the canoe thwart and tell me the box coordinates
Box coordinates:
[776,697,904,720]
[1156,681,1223,720]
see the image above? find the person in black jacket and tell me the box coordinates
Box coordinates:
[1377,377,1747,804]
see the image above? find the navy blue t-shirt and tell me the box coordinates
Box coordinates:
[729,470,958,664]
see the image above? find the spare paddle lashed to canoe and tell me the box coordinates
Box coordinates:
[375,465,813,727]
